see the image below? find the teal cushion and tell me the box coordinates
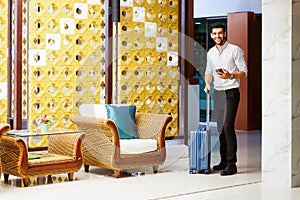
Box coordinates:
[105,104,138,139]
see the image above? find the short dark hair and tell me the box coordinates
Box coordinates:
[210,22,226,33]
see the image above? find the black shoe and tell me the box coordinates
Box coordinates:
[220,165,237,176]
[213,162,226,171]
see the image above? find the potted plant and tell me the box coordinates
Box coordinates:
[36,115,54,133]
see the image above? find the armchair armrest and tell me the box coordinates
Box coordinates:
[135,113,172,150]
[0,136,28,176]
[48,133,85,159]
[70,115,117,139]
[0,123,11,137]
[135,113,172,139]
[0,123,10,178]
[70,115,119,166]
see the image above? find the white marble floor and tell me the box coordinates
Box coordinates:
[1,131,300,200]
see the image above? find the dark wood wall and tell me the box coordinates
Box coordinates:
[227,12,262,130]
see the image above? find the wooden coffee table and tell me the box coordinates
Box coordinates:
[0,128,85,187]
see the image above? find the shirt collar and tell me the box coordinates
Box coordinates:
[215,41,228,54]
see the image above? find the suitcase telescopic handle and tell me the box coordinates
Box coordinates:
[206,92,210,132]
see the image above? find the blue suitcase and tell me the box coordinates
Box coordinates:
[189,92,211,174]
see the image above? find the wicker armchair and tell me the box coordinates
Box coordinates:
[71,113,172,178]
[0,133,85,186]
[0,123,11,178]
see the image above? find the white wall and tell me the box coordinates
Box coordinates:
[194,0,262,18]
[262,0,300,188]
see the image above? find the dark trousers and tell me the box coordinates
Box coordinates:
[213,88,240,166]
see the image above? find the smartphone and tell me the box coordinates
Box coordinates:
[215,68,224,73]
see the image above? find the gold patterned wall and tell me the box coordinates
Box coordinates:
[0,0,8,122]
[2,0,180,140]
[26,0,106,146]
[22,0,28,120]
[118,0,179,137]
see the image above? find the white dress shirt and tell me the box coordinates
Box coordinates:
[205,41,248,91]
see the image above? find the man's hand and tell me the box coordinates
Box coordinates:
[204,84,211,94]
[204,74,212,93]
[217,68,231,79]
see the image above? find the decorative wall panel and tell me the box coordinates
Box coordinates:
[0,0,8,123]
[26,0,106,147]
[119,0,179,137]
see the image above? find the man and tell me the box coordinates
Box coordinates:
[204,22,248,176]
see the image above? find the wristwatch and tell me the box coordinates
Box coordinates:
[229,73,234,80]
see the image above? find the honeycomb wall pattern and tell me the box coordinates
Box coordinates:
[0,0,8,123]
[119,0,179,137]
[2,0,180,146]
[26,0,106,147]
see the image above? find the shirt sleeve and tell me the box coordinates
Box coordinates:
[233,47,248,77]
[205,51,213,75]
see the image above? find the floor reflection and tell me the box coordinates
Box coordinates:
[3,175,78,187]
[0,131,268,200]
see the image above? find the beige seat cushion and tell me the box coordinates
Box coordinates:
[28,154,76,167]
[120,139,157,154]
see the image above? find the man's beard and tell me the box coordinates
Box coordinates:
[215,37,225,45]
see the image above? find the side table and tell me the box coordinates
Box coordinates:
[0,128,85,187]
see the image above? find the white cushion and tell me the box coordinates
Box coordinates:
[120,139,158,154]
[79,104,131,118]
[79,104,107,118]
